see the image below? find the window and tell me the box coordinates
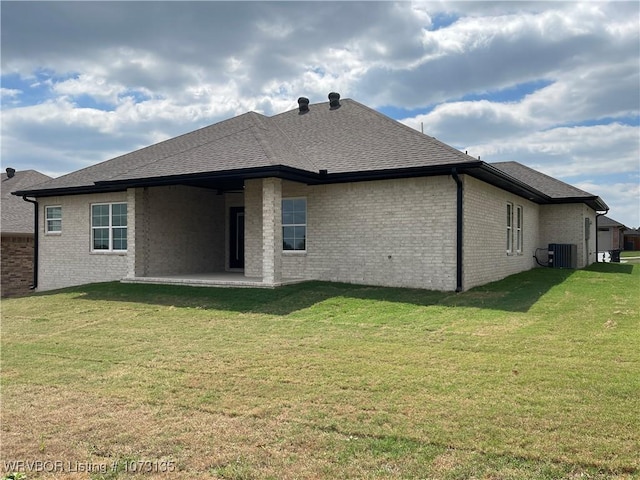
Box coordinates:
[91,203,127,251]
[515,205,523,254]
[282,198,306,251]
[506,202,513,254]
[45,206,62,234]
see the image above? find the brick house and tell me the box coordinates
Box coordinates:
[1,168,51,297]
[596,215,626,254]
[13,95,608,293]
[623,228,640,251]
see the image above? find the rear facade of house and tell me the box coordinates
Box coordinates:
[15,97,606,293]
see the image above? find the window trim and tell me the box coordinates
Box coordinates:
[45,205,62,235]
[506,202,513,255]
[282,197,307,252]
[91,202,128,253]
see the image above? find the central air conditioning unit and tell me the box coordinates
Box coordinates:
[548,243,577,269]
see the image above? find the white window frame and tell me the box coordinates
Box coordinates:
[506,202,513,255]
[282,197,307,252]
[91,202,128,252]
[515,205,523,254]
[45,205,62,234]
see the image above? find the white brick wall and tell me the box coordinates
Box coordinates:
[38,192,129,291]
[276,177,458,291]
[244,179,263,278]
[126,188,137,278]
[539,203,596,268]
[37,175,599,292]
[462,176,540,290]
[261,178,282,283]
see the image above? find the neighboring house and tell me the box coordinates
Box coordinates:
[1,168,52,297]
[13,95,608,293]
[623,228,640,251]
[596,215,626,253]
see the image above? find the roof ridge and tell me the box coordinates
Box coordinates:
[250,122,279,166]
[245,110,269,130]
[338,99,478,164]
[38,111,268,186]
[265,117,320,172]
[98,112,269,182]
[247,116,319,172]
[2,170,53,196]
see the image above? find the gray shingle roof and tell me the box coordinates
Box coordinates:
[104,111,320,182]
[597,215,626,228]
[23,112,277,190]
[490,161,599,201]
[1,170,52,234]
[16,98,478,193]
[271,99,476,173]
[11,98,607,211]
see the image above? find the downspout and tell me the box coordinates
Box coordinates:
[451,169,463,292]
[22,196,39,289]
[595,208,609,263]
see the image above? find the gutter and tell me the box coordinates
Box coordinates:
[21,196,39,289]
[93,165,319,189]
[312,162,484,185]
[451,169,463,292]
[13,184,127,199]
[595,208,610,263]
[468,164,609,212]
[14,163,485,196]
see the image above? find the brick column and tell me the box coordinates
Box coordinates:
[244,179,262,278]
[125,188,137,279]
[262,178,282,285]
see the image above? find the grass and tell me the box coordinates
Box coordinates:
[621,250,640,258]
[1,264,639,479]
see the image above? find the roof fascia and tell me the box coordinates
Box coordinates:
[12,184,128,198]
[94,165,319,189]
[312,162,484,185]
[11,161,608,212]
[468,163,609,211]
[93,163,487,189]
[548,196,609,211]
[466,163,550,204]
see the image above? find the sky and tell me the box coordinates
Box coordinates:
[1,1,639,228]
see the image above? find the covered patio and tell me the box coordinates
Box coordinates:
[124,177,299,288]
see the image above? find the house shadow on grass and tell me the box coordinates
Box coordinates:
[586,262,635,275]
[48,266,594,315]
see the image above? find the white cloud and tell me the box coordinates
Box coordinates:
[1,88,21,98]
[358,1,639,108]
[466,123,639,177]
[0,1,638,227]
[577,181,640,228]
[0,87,22,106]
[52,74,128,104]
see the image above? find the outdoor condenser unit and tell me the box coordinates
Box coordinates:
[548,243,577,269]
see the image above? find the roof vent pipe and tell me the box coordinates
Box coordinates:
[328,92,341,109]
[6,167,15,178]
[297,97,310,114]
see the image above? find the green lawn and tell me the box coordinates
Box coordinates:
[1,264,639,479]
